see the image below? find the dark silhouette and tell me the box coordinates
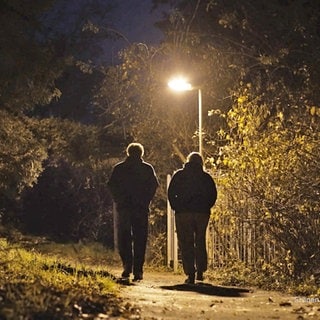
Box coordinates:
[168,152,217,284]
[108,143,159,281]
[160,283,251,297]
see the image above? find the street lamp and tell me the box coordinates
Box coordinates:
[167,77,203,271]
[168,77,202,155]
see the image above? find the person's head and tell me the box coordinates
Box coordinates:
[186,152,203,167]
[126,142,144,159]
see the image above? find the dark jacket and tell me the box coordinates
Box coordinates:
[168,162,217,214]
[108,156,159,212]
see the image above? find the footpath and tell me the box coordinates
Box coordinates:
[110,268,320,320]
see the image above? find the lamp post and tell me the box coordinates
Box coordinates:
[168,77,203,155]
[167,77,203,271]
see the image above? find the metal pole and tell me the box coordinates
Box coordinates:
[198,88,202,155]
[167,174,172,268]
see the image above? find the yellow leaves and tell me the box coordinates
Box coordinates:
[82,21,100,34]
[277,111,284,121]
[217,128,226,138]
[235,84,251,105]
[222,158,230,167]
[208,108,222,116]
[218,12,237,29]
[207,157,215,166]
[258,54,278,65]
[75,60,93,74]
[310,106,320,116]
[294,134,306,145]
[264,210,272,219]
[237,95,247,104]
[279,48,289,57]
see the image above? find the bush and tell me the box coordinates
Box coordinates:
[20,159,114,245]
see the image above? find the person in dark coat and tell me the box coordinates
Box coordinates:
[108,143,159,281]
[168,152,217,284]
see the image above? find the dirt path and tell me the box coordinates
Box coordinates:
[110,268,320,320]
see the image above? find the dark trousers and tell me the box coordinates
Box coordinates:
[175,212,210,276]
[117,207,148,276]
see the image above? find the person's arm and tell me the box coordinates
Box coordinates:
[168,174,179,210]
[207,175,217,208]
[107,166,124,203]
[144,166,159,203]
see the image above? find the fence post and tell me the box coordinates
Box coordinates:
[167,174,172,268]
[113,202,118,252]
[167,174,178,272]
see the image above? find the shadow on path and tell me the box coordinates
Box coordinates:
[160,282,252,297]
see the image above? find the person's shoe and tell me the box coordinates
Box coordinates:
[133,273,143,282]
[121,270,130,278]
[196,271,204,281]
[184,273,195,284]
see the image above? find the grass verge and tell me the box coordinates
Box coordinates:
[0,238,138,319]
[206,261,320,296]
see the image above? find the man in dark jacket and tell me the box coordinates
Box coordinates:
[168,152,217,284]
[108,143,159,281]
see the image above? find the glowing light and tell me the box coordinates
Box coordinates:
[168,77,192,91]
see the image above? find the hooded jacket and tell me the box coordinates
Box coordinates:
[168,162,217,214]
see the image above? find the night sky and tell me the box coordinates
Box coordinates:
[44,0,167,63]
[102,0,166,62]
[111,0,164,44]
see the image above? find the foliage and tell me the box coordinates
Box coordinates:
[203,0,320,279]
[0,112,116,243]
[0,0,65,215]
[0,0,127,253]
[14,116,115,243]
[0,0,65,112]
[26,117,110,165]
[32,241,121,267]
[215,92,320,278]
[147,206,167,266]
[207,261,320,295]
[0,111,47,210]
[21,159,114,244]
[0,238,139,319]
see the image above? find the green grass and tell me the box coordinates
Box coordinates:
[33,240,122,267]
[0,238,137,319]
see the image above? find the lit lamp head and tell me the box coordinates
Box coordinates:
[168,77,192,91]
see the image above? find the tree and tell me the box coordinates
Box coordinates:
[22,158,114,244]
[0,112,47,220]
[215,84,320,275]
[0,0,65,112]
[0,0,116,232]
[0,1,64,218]
[200,0,320,277]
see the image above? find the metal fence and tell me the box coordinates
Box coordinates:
[206,217,279,268]
[167,209,281,270]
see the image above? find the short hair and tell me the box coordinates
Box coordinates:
[186,152,203,166]
[126,143,144,158]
